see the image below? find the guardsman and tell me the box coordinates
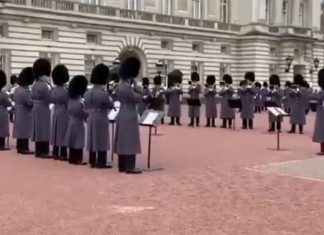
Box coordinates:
[64,75,88,165]
[219,74,235,129]
[84,64,114,169]
[13,67,34,154]
[0,70,12,151]
[138,77,150,117]
[8,75,18,123]
[267,74,283,132]
[31,58,53,158]
[312,69,324,155]
[151,75,166,124]
[283,81,291,113]
[187,72,201,127]
[114,57,142,174]
[204,75,217,127]
[261,82,269,111]
[51,64,69,160]
[254,82,262,113]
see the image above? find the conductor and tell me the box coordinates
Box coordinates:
[114,57,143,174]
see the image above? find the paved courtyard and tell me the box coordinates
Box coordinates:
[1,107,324,235]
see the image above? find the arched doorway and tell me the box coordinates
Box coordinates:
[118,46,147,78]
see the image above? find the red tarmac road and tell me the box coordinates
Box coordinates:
[0,109,323,235]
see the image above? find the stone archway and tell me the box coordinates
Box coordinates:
[118,46,147,78]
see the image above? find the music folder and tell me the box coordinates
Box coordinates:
[227,98,242,109]
[264,101,278,107]
[140,110,164,126]
[108,101,121,121]
[267,107,289,117]
[187,98,201,107]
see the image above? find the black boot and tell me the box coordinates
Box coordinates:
[288,124,296,134]
[188,117,194,127]
[74,149,86,165]
[17,139,23,154]
[299,125,304,134]
[248,119,253,129]
[276,121,281,131]
[160,117,164,125]
[176,117,181,126]
[69,148,75,164]
[221,119,226,128]
[169,117,175,125]
[118,155,126,172]
[211,118,216,127]
[268,122,275,132]
[20,139,33,155]
[53,146,60,160]
[97,151,112,168]
[206,118,210,127]
[195,117,199,127]
[0,137,9,151]
[125,155,142,174]
[228,119,232,129]
[89,151,97,168]
[35,142,42,157]
[60,147,68,161]
[242,119,247,129]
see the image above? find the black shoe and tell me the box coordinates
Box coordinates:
[74,162,87,165]
[169,123,175,126]
[125,168,142,174]
[316,152,324,156]
[188,123,193,127]
[20,150,34,155]
[288,130,296,134]
[119,168,126,173]
[0,147,10,151]
[60,157,68,161]
[96,165,113,169]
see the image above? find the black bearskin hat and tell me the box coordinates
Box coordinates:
[10,75,17,86]
[90,63,110,85]
[301,80,309,88]
[223,74,233,84]
[293,74,304,86]
[68,75,88,99]
[17,67,34,87]
[318,69,324,89]
[263,81,268,87]
[269,74,280,87]
[119,57,141,80]
[109,67,119,83]
[285,81,291,87]
[239,80,247,86]
[244,71,255,83]
[142,77,149,87]
[33,58,51,79]
[0,70,7,89]
[206,75,216,85]
[168,69,183,86]
[191,72,200,82]
[153,75,162,85]
[52,64,69,86]
[255,81,261,88]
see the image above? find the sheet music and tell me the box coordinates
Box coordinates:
[49,104,54,110]
[142,112,159,125]
[108,101,121,121]
[267,107,288,116]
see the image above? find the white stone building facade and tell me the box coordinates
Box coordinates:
[0,0,323,87]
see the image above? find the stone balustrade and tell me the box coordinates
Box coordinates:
[4,0,313,36]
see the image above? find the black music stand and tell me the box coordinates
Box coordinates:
[266,107,290,151]
[309,100,317,112]
[139,110,164,172]
[227,98,242,130]
[108,106,120,162]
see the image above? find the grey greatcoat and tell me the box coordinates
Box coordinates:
[114,80,142,155]
[138,87,150,117]
[84,85,114,152]
[63,99,88,149]
[31,77,52,142]
[0,91,12,137]
[289,88,307,125]
[254,87,262,109]
[188,84,201,118]
[151,86,166,112]
[238,87,255,119]
[219,86,235,119]
[312,90,324,143]
[50,86,69,147]
[13,86,33,139]
[167,87,183,117]
[282,87,291,110]
[261,88,269,108]
[267,88,284,122]
[204,86,217,118]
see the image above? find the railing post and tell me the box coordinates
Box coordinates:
[73,2,78,12]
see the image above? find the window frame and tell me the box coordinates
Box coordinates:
[41,27,57,41]
[220,0,229,23]
[86,32,101,45]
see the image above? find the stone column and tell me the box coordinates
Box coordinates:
[257,0,267,22]
[291,0,301,26]
[310,0,321,30]
[230,0,239,23]
[273,0,283,25]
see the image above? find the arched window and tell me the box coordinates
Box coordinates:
[220,0,229,23]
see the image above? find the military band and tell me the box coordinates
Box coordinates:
[0,56,324,171]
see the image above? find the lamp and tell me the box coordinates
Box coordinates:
[310,57,320,74]
[285,56,293,73]
[155,60,163,75]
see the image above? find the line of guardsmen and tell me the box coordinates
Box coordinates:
[0,62,324,161]
[0,57,144,174]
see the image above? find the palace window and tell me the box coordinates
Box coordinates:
[269,64,278,75]
[192,0,201,19]
[161,39,172,50]
[39,52,59,70]
[85,55,102,79]
[0,23,8,38]
[220,45,230,55]
[220,0,229,23]
[41,28,56,41]
[299,2,305,27]
[192,42,203,53]
[266,0,273,24]
[86,32,101,44]
[125,0,138,10]
[81,0,99,4]
[282,0,290,26]
[162,0,172,15]
[269,47,277,55]
[219,63,229,79]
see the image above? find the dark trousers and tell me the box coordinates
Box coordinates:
[206,118,216,127]
[290,124,303,133]
[189,117,200,127]
[221,119,232,128]
[118,155,136,172]
[242,119,253,129]
[0,137,6,148]
[35,141,50,157]
[269,121,281,131]
[160,117,164,124]
[16,139,30,153]
[69,148,83,164]
[53,146,67,159]
[284,108,290,114]
[170,117,181,125]
[321,143,324,153]
[9,113,14,123]
[254,106,261,113]
[89,151,107,168]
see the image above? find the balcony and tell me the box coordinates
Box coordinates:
[3,0,241,33]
